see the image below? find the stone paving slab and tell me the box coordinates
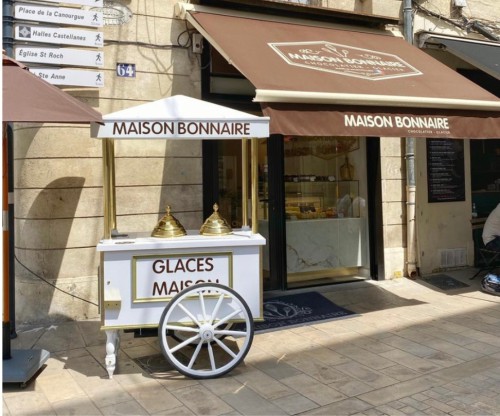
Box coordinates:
[4,270,500,415]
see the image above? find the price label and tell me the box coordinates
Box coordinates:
[116,63,135,78]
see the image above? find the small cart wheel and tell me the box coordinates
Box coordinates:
[158,283,254,379]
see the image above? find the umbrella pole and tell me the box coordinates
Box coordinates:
[2,123,50,386]
[3,123,11,360]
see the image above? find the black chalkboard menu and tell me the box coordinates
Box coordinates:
[427,139,465,203]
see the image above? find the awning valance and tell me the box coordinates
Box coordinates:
[177,3,500,138]
[261,103,500,139]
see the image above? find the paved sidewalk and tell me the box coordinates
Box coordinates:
[4,269,500,415]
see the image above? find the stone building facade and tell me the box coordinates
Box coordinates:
[9,0,499,324]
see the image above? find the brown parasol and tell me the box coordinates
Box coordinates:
[2,55,102,123]
[2,54,102,384]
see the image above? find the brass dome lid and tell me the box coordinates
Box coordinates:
[151,206,187,238]
[200,203,232,236]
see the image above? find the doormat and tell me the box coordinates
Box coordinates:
[424,274,469,291]
[252,291,355,333]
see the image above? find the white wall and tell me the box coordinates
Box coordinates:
[415,139,474,274]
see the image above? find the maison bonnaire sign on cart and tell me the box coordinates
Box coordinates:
[132,252,233,302]
[91,95,271,139]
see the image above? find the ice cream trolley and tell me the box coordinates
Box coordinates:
[91,96,269,379]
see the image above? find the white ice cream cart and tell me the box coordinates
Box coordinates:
[91,96,269,379]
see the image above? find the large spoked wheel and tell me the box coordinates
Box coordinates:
[158,283,254,379]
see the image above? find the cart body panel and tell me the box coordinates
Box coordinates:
[97,231,265,329]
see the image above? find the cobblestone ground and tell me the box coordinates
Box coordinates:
[4,269,500,415]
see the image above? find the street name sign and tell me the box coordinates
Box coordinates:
[14,3,103,27]
[15,46,104,67]
[15,24,103,47]
[29,67,104,87]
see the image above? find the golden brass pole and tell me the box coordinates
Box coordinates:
[251,138,258,234]
[102,138,117,239]
[241,138,249,229]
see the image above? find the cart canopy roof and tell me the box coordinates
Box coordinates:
[91,95,270,139]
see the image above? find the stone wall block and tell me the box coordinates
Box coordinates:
[115,157,201,186]
[99,71,174,102]
[16,275,100,326]
[94,70,199,107]
[105,15,173,44]
[14,126,100,159]
[116,184,202,215]
[322,0,399,19]
[124,1,177,20]
[383,224,406,249]
[15,159,102,189]
[116,139,201,158]
[380,137,404,157]
[16,218,103,249]
[380,157,405,180]
[16,247,100,282]
[382,201,406,225]
[383,247,406,279]
[382,179,406,202]
[94,72,200,114]
[15,188,103,219]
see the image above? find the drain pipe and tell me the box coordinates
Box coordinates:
[403,0,418,279]
[3,1,14,56]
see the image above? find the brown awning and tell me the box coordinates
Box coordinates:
[178,4,500,138]
[419,32,500,81]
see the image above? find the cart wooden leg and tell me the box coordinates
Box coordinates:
[105,329,119,379]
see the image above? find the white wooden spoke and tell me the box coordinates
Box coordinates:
[169,334,201,353]
[207,342,216,371]
[165,325,198,333]
[214,329,247,337]
[199,291,208,322]
[213,336,237,358]
[210,293,225,325]
[187,340,205,369]
[212,308,242,328]
[178,303,202,327]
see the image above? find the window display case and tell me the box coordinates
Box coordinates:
[284,179,359,219]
